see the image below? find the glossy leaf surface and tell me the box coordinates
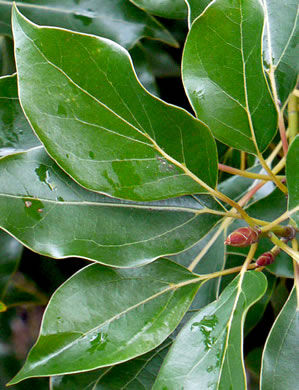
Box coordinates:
[153,271,267,389]
[270,280,290,317]
[130,43,159,96]
[246,347,262,389]
[13,8,218,201]
[9,259,201,383]
[169,225,226,310]
[0,229,23,297]
[132,40,180,79]
[261,287,299,390]
[129,0,187,19]
[0,147,221,267]
[0,0,177,49]
[244,188,287,222]
[263,0,299,105]
[286,135,299,228]
[0,36,15,76]
[51,342,169,389]
[244,273,275,336]
[0,74,40,156]
[186,0,212,25]
[182,0,277,154]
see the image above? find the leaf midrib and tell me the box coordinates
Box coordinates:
[33,277,200,372]
[16,20,202,188]
[0,192,205,214]
[18,27,153,146]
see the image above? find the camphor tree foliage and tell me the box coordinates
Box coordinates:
[0,0,298,389]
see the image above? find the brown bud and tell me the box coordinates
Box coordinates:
[224,227,261,247]
[256,251,275,267]
[284,226,297,241]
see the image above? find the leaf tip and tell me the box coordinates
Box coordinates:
[11,1,20,20]
[11,1,23,34]
[6,363,32,386]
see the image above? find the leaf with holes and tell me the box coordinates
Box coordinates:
[0,147,221,268]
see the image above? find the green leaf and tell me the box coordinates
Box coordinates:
[166,224,226,338]
[182,0,277,154]
[186,0,212,25]
[0,74,40,156]
[9,259,202,384]
[286,135,299,228]
[50,341,170,389]
[153,271,267,390]
[244,273,276,336]
[0,229,23,298]
[131,40,181,79]
[129,43,159,96]
[129,0,187,19]
[263,0,299,106]
[246,347,263,389]
[0,0,178,49]
[270,279,290,317]
[0,36,15,76]
[261,287,299,390]
[0,147,221,267]
[246,187,287,222]
[12,7,218,201]
[169,225,226,310]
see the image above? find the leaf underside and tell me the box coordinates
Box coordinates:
[0,0,178,49]
[129,0,187,19]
